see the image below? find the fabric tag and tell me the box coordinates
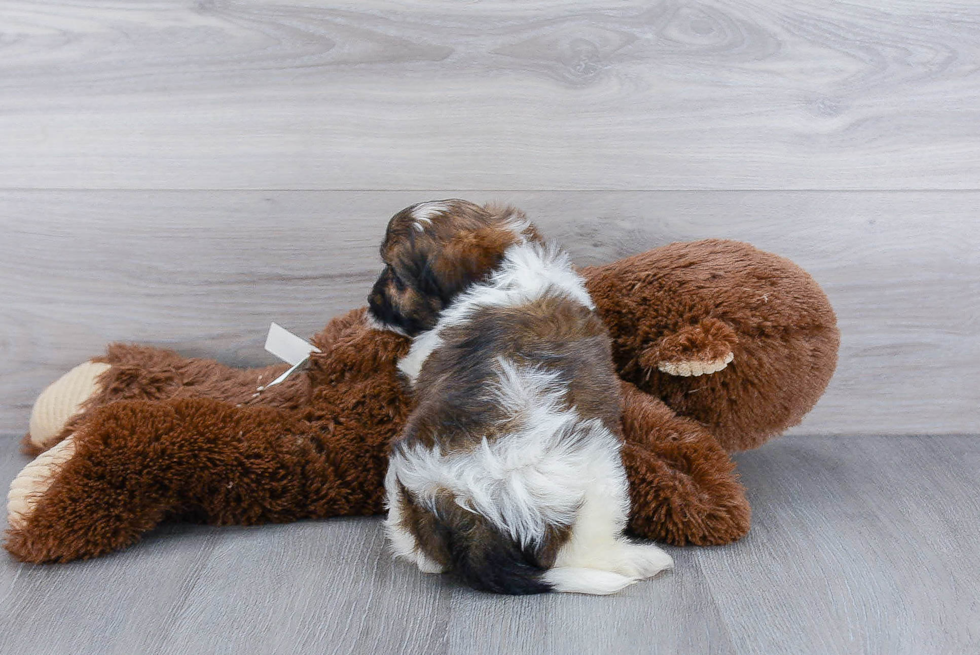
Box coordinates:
[259,323,321,390]
[265,322,320,366]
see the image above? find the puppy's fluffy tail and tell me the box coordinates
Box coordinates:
[435,501,551,595]
[448,534,552,595]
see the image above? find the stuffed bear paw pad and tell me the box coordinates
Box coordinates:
[28,361,110,450]
[7,436,77,530]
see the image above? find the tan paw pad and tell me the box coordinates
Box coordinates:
[7,436,77,530]
[28,361,110,450]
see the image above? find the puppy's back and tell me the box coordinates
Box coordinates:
[391,300,625,593]
[413,293,621,449]
[386,240,671,594]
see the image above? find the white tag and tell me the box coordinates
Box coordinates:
[263,359,308,389]
[264,322,320,366]
[256,323,322,391]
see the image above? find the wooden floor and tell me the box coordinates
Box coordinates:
[2,1,978,653]
[1,434,977,655]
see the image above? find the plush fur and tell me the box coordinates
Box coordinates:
[4,203,839,565]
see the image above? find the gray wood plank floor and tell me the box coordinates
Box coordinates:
[2,434,977,655]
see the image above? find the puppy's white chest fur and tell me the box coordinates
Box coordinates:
[398,330,442,384]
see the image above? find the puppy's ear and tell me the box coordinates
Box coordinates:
[428,226,517,303]
[482,203,543,243]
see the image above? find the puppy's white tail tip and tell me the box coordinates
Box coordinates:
[542,568,636,596]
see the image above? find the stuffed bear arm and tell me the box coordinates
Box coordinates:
[619,381,749,546]
[23,343,309,456]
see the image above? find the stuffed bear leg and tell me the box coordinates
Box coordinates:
[23,344,303,457]
[26,361,111,454]
[6,397,388,564]
[620,382,750,546]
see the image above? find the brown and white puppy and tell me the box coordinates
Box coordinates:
[368,200,672,595]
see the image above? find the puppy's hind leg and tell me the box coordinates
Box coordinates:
[548,478,672,592]
[383,468,447,575]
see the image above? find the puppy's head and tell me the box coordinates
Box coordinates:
[367,199,539,337]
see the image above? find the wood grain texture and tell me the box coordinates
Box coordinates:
[2,435,977,654]
[718,436,980,655]
[1,1,979,190]
[446,548,734,655]
[2,190,976,436]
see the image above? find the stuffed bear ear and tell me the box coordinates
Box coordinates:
[426,226,519,304]
[639,318,738,378]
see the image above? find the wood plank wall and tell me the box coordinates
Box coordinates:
[1,1,977,436]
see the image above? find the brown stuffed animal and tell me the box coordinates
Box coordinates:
[5,221,838,564]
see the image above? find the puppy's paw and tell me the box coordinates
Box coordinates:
[415,552,446,575]
[28,361,110,450]
[7,435,77,530]
[543,568,636,595]
[616,541,674,579]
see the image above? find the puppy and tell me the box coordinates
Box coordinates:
[367,199,672,595]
